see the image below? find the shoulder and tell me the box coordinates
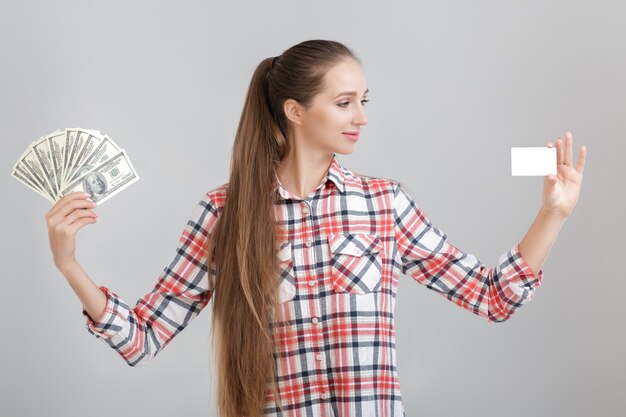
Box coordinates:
[204,182,229,209]
[342,164,400,194]
[185,183,229,221]
[340,164,419,212]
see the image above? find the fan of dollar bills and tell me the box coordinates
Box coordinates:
[11,128,140,205]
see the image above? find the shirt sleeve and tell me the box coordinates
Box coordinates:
[82,192,219,366]
[392,182,543,322]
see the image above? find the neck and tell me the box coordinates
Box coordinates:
[276,148,334,200]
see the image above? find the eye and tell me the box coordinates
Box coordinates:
[338,99,369,108]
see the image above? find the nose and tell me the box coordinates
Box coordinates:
[354,103,368,126]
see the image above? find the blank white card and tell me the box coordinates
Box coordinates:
[511,147,557,176]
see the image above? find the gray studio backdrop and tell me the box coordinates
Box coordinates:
[1,1,624,416]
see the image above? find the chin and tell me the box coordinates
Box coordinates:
[332,148,356,156]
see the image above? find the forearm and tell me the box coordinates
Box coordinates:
[58,261,107,323]
[518,207,567,276]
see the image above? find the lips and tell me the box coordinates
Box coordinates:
[343,132,359,140]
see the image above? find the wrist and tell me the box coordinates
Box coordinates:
[539,206,568,224]
[55,257,80,275]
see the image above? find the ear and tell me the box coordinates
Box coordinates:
[283,98,305,127]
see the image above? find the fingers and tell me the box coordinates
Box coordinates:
[57,199,97,223]
[556,131,586,175]
[58,206,97,228]
[67,216,98,235]
[46,193,96,227]
[564,131,573,166]
[576,144,587,175]
[46,191,91,220]
[555,136,564,165]
[554,131,576,167]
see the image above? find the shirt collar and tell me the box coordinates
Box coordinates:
[274,153,346,200]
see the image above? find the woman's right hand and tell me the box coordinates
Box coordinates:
[45,192,98,271]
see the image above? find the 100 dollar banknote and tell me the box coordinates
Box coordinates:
[60,149,140,205]
[12,128,139,205]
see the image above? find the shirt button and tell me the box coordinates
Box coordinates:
[354,248,362,255]
[321,391,328,400]
[307,280,316,287]
[311,317,319,324]
[304,240,312,248]
[302,206,309,215]
[315,353,323,361]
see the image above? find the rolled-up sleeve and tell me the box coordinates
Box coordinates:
[81,192,219,365]
[392,182,543,322]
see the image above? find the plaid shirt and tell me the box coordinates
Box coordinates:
[83,153,543,416]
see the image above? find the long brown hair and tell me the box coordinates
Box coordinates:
[206,39,360,417]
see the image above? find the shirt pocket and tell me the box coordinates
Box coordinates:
[328,233,384,295]
[277,241,296,302]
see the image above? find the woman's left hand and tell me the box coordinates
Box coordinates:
[542,131,587,219]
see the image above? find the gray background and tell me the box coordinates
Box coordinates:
[1,1,624,416]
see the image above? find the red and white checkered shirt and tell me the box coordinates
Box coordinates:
[83,153,543,416]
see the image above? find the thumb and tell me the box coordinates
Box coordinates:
[546,174,558,185]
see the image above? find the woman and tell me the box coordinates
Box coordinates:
[46,39,587,417]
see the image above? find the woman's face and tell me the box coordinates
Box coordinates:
[293,58,369,155]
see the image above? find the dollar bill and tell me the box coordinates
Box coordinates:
[12,128,139,205]
[13,141,56,200]
[63,129,101,187]
[11,165,55,204]
[65,134,121,188]
[61,128,78,182]
[31,135,59,199]
[60,149,140,205]
[47,130,67,193]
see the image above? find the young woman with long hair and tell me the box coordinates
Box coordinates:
[46,39,586,417]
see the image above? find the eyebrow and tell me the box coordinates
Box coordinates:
[334,88,369,99]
